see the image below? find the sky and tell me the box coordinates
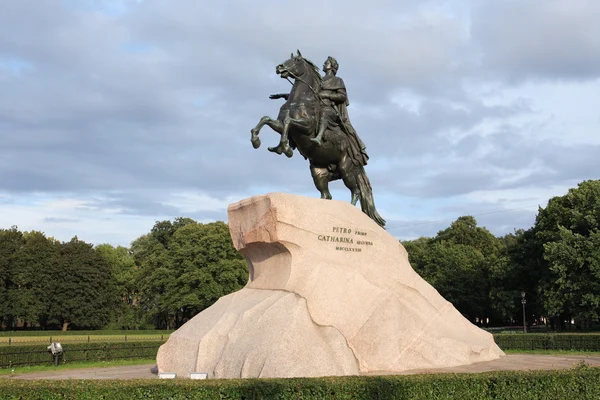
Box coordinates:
[1,0,599,247]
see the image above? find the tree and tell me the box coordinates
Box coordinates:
[542,227,600,327]
[169,222,247,325]
[132,232,176,329]
[404,216,507,325]
[499,228,548,327]
[95,244,141,329]
[423,241,487,322]
[0,227,24,328]
[8,231,59,328]
[46,237,116,330]
[133,219,248,329]
[531,180,600,328]
[149,217,196,249]
[403,236,430,278]
[436,216,500,257]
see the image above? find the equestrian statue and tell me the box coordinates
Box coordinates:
[250,51,386,228]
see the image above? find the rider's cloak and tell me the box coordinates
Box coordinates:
[321,76,369,167]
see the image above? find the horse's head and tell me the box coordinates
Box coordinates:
[276,50,322,85]
[276,50,307,79]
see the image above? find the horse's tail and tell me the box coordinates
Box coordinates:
[356,166,386,228]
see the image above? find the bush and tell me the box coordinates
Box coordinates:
[494,333,600,351]
[0,341,164,368]
[0,369,598,399]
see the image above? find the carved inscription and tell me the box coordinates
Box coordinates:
[317,227,375,252]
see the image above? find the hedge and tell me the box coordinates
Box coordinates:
[0,341,164,368]
[494,333,600,351]
[0,368,598,399]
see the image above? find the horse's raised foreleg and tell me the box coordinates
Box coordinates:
[250,116,283,149]
[268,116,310,158]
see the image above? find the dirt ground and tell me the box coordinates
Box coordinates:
[4,354,600,380]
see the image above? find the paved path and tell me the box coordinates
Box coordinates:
[366,354,600,375]
[4,354,600,380]
[4,364,157,380]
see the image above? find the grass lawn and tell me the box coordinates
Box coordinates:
[0,358,156,376]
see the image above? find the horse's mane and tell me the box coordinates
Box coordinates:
[300,57,323,85]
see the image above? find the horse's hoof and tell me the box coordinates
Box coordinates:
[284,148,293,158]
[251,136,261,149]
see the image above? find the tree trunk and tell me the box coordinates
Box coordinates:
[62,320,69,331]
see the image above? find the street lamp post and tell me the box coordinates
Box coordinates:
[521,291,527,334]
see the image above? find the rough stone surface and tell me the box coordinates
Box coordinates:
[157,192,504,378]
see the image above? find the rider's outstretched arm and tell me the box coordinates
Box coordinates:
[269,93,289,100]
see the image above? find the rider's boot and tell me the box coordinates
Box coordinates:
[268,145,283,154]
[311,129,325,145]
[268,142,292,156]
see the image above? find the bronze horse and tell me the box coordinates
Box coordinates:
[250,51,385,228]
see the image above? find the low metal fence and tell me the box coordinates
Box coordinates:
[0,342,164,368]
[0,334,168,346]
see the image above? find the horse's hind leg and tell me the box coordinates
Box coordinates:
[310,164,333,200]
[338,155,360,205]
[251,117,283,149]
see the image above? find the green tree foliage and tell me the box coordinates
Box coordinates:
[404,216,510,325]
[543,227,600,324]
[131,233,175,330]
[0,219,247,331]
[95,244,142,329]
[486,232,528,323]
[133,220,248,329]
[531,180,600,328]
[0,227,24,328]
[1,230,119,331]
[4,181,600,331]
[405,182,600,329]
[423,241,487,320]
[95,245,136,301]
[436,216,501,257]
[8,231,59,328]
[46,237,117,331]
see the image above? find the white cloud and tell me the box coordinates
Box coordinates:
[0,0,598,245]
[164,192,242,214]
